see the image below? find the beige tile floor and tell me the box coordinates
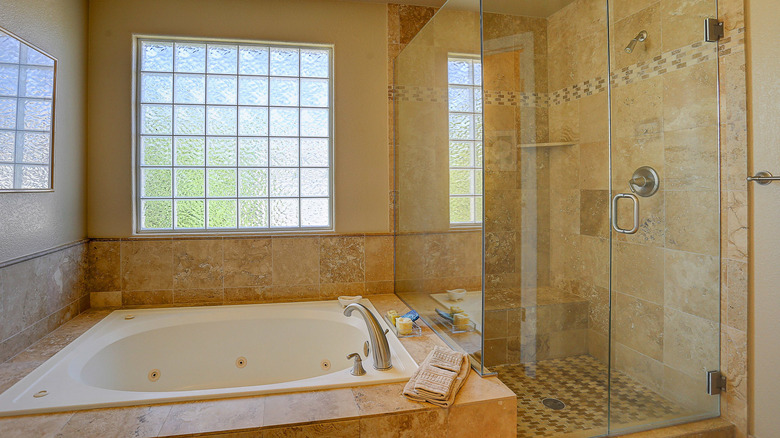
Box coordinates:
[495,355,696,438]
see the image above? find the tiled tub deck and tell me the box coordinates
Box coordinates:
[0,294,517,438]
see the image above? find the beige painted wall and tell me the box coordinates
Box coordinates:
[0,0,88,263]
[746,0,780,434]
[87,0,389,237]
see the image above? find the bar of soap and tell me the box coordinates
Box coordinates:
[387,310,399,325]
[453,312,470,331]
[396,317,413,335]
[450,306,464,317]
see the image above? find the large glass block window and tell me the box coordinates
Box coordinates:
[448,57,482,225]
[136,38,332,232]
[0,28,56,191]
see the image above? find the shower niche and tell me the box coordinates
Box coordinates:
[394,0,721,436]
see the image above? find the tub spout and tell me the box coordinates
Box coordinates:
[343,303,393,370]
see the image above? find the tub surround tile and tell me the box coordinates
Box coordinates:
[272,238,321,286]
[122,290,174,307]
[262,420,360,438]
[89,291,121,308]
[223,238,272,288]
[158,397,265,436]
[364,236,393,282]
[0,412,74,438]
[224,287,271,304]
[320,236,366,284]
[263,389,360,427]
[55,405,171,438]
[121,240,174,291]
[173,239,224,290]
[173,288,224,305]
[359,409,448,438]
[87,241,120,293]
[352,383,430,416]
[445,399,517,438]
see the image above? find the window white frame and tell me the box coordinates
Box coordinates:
[447,55,483,226]
[132,36,334,234]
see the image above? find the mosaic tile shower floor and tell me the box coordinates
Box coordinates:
[495,355,693,437]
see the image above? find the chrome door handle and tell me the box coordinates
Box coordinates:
[611,193,639,234]
[747,171,780,185]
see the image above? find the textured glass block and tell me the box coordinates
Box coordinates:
[448,60,471,85]
[21,66,54,99]
[300,168,328,197]
[0,65,19,96]
[239,168,268,197]
[141,41,174,72]
[474,89,483,112]
[141,104,172,135]
[270,198,299,228]
[174,105,205,135]
[140,73,173,103]
[141,136,172,166]
[23,100,52,131]
[449,141,472,167]
[475,169,483,193]
[142,200,173,229]
[300,108,328,137]
[475,142,483,166]
[207,168,237,197]
[270,48,299,76]
[474,62,482,85]
[207,137,237,166]
[270,168,299,197]
[21,132,50,164]
[269,138,298,167]
[450,197,473,223]
[474,114,483,139]
[300,49,329,78]
[207,75,237,105]
[269,108,298,137]
[0,98,17,130]
[0,164,12,189]
[25,47,54,66]
[20,165,48,189]
[238,76,268,105]
[174,74,205,104]
[175,200,205,229]
[448,86,473,112]
[449,113,473,140]
[207,44,238,74]
[175,43,206,73]
[208,199,237,228]
[238,138,268,167]
[269,77,299,107]
[207,106,237,136]
[300,138,328,167]
[0,35,21,63]
[238,107,268,136]
[300,198,329,227]
[175,168,205,197]
[450,169,473,195]
[175,137,205,166]
[142,168,172,198]
[239,46,269,75]
[239,199,268,228]
[0,131,14,161]
[300,79,328,107]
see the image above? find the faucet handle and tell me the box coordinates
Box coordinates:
[347,353,366,376]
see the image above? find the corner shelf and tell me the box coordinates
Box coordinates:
[518,142,576,149]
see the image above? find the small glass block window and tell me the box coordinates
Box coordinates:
[448,57,482,225]
[0,28,56,191]
[136,38,332,232]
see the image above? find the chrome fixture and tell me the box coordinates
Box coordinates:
[611,193,640,234]
[625,30,648,53]
[629,166,660,197]
[343,303,393,370]
[747,171,780,185]
[347,353,367,376]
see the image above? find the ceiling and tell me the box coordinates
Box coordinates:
[344,0,577,17]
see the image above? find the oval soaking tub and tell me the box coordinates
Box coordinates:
[0,299,418,416]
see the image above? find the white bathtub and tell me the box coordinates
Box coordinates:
[0,299,418,416]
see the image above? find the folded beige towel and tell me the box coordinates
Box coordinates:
[403,346,470,407]
[428,346,465,373]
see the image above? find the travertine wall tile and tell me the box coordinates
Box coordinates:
[121,240,174,291]
[173,239,223,290]
[223,238,272,287]
[272,237,320,286]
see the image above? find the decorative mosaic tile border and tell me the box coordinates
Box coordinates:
[391,31,745,108]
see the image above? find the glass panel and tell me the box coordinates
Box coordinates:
[207,199,237,228]
[174,74,206,104]
[175,168,205,198]
[175,43,206,73]
[238,76,268,105]
[238,137,268,167]
[141,73,173,103]
[269,77,299,107]
[207,44,238,74]
[269,137,298,167]
[141,104,173,135]
[300,79,329,107]
[300,49,329,78]
[141,41,174,72]
[239,198,268,228]
[300,138,328,167]
[174,105,205,135]
[269,168,299,197]
[206,137,237,166]
[142,168,172,198]
[239,168,268,197]
[176,199,205,229]
[269,107,298,137]
[206,75,237,105]
[207,168,237,197]
[270,198,299,227]
[141,136,173,166]
[206,106,237,136]
[0,65,19,96]
[175,137,205,166]
[21,66,54,99]
[141,199,173,229]
[270,48,299,76]
[301,197,329,227]
[300,168,329,197]
[239,46,269,75]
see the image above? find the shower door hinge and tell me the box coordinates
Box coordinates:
[707,370,727,395]
[705,18,724,42]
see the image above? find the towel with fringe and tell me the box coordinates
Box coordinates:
[403,346,469,407]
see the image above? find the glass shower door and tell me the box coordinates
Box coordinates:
[607,0,721,432]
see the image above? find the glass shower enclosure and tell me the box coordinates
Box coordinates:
[393,0,721,435]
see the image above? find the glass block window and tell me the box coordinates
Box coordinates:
[448,57,482,225]
[135,38,332,232]
[0,29,56,190]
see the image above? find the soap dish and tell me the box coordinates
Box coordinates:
[435,315,476,334]
[382,315,422,338]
